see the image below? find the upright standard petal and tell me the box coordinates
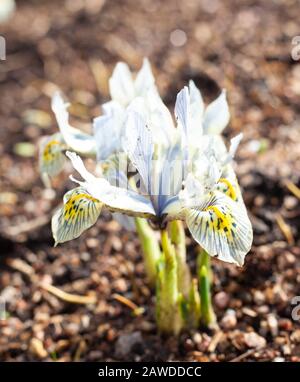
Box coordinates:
[134,58,156,97]
[109,62,135,106]
[123,111,154,195]
[128,90,175,147]
[203,90,230,135]
[188,80,204,142]
[93,101,125,161]
[185,191,253,266]
[175,86,190,142]
[51,92,96,155]
[66,151,156,217]
[175,86,191,166]
[52,187,102,245]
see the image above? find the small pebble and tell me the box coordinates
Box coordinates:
[214,291,229,309]
[192,332,202,345]
[278,318,293,331]
[115,331,143,358]
[244,332,266,349]
[221,309,237,329]
[273,357,285,362]
[29,338,48,359]
[253,290,265,305]
[267,313,278,336]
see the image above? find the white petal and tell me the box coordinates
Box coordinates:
[123,111,154,194]
[52,187,102,245]
[128,90,175,146]
[134,58,156,97]
[76,179,156,217]
[66,151,96,183]
[190,141,221,193]
[185,191,253,266]
[159,143,186,198]
[67,151,156,217]
[93,101,125,160]
[109,62,135,106]
[102,152,131,189]
[203,89,230,135]
[229,133,243,158]
[188,80,204,141]
[219,133,243,166]
[175,86,190,141]
[51,92,96,155]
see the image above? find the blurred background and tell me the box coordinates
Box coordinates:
[0,0,299,362]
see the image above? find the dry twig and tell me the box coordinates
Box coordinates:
[275,213,294,245]
[112,293,144,316]
[40,283,97,305]
[285,180,300,200]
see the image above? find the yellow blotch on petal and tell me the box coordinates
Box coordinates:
[52,188,102,245]
[206,205,235,241]
[218,178,238,201]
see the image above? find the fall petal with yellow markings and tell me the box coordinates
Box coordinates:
[52,187,102,245]
[39,134,66,181]
[185,191,253,266]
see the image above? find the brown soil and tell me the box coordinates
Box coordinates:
[0,0,300,361]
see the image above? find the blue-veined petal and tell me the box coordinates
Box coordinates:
[109,62,135,106]
[102,152,130,189]
[203,89,230,135]
[128,90,175,147]
[52,187,102,245]
[123,111,154,195]
[185,191,253,266]
[52,92,96,155]
[175,86,190,143]
[156,142,187,214]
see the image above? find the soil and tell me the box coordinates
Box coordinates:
[0,0,300,362]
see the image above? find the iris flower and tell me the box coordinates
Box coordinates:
[94,58,173,160]
[52,86,252,266]
[39,58,168,181]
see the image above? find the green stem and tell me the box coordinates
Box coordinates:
[156,228,182,335]
[197,250,216,326]
[169,220,191,298]
[187,278,201,329]
[135,217,160,287]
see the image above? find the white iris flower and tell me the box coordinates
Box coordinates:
[39,58,169,181]
[94,58,174,160]
[52,86,253,266]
